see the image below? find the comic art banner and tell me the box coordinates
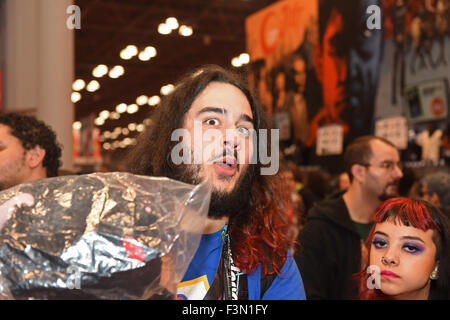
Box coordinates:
[246,0,386,163]
[375,0,450,124]
[246,0,318,154]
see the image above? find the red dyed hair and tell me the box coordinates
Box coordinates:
[229,173,295,276]
[356,197,441,300]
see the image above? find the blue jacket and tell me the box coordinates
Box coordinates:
[177,225,306,300]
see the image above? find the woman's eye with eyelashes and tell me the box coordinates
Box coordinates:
[372,238,388,249]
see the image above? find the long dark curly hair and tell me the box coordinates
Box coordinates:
[0,112,62,177]
[127,65,295,275]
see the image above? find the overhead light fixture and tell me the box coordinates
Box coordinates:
[72,79,86,91]
[116,103,127,114]
[158,23,171,35]
[94,117,105,126]
[71,92,82,103]
[160,84,174,96]
[128,123,137,131]
[109,65,125,78]
[109,111,121,120]
[166,17,179,30]
[103,142,111,150]
[86,80,100,92]
[99,110,110,119]
[179,25,193,37]
[136,124,145,132]
[148,95,161,106]
[136,95,148,106]
[92,64,108,78]
[127,104,139,114]
[239,53,250,64]
[72,121,82,130]
[138,50,151,61]
[231,57,242,68]
[145,46,157,58]
[120,45,138,60]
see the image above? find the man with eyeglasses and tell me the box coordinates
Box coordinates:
[295,136,403,299]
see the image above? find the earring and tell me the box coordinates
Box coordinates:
[430,270,439,280]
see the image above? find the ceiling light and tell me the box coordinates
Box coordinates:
[136,95,148,105]
[145,46,157,58]
[94,117,105,126]
[239,53,250,64]
[103,131,111,138]
[71,92,82,103]
[86,80,100,92]
[116,103,127,114]
[231,57,242,68]
[99,110,110,119]
[103,142,111,150]
[120,49,132,60]
[138,50,151,61]
[122,128,130,135]
[166,17,179,30]
[109,111,121,120]
[158,23,171,35]
[72,79,86,91]
[179,25,193,37]
[109,65,125,78]
[148,95,161,106]
[92,64,108,78]
[127,104,139,114]
[160,84,174,96]
[136,124,145,132]
[128,123,137,131]
[72,121,82,130]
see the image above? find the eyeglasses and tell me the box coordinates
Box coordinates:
[359,161,403,172]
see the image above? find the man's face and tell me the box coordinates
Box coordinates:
[0,124,29,191]
[178,82,255,217]
[293,58,306,93]
[321,8,348,109]
[362,140,404,201]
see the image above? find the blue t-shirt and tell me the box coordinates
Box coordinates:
[177,226,306,300]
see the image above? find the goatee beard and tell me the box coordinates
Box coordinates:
[378,180,400,202]
[169,162,254,219]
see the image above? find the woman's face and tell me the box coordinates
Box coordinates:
[369,219,439,300]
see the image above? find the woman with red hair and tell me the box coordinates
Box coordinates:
[357,197,450,300]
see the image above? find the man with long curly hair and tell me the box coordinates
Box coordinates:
[127,65,305,300]
[0,113,62,191]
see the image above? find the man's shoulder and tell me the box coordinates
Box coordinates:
[307,192,348,219]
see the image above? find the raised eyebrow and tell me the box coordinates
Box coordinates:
[238,114,254,125]
[196,107,227,117]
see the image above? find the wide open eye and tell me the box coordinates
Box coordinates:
[204,118,219,126]
[237,126,250,136]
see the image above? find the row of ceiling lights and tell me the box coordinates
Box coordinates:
[158,17,193,36]
[72,15,250,152]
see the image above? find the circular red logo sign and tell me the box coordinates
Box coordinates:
[431,97,445,117]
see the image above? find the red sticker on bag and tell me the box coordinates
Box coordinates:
[122,236,145,262]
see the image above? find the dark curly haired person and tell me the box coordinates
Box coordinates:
[127,65,305,300]
[0,112,62,191]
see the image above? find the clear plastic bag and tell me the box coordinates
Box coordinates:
[0,172,211,299]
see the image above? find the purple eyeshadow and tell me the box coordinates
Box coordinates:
[403,242,425,254]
